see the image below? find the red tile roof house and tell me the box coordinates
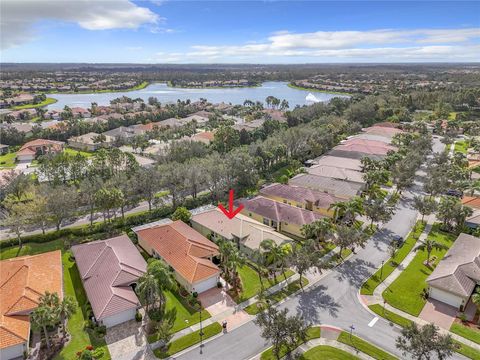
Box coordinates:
[134,220,221,294]
[71,235,147,328]
[328,139,397,161]
[0,251,63,360]
[259,183,344,217]
[240,196,325,238]
[16,139,64,162]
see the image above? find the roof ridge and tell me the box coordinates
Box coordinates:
[83,244,108,279]
[0,264,28,289]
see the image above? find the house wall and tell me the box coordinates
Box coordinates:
[429,287,466,309]
[17,153,35,162]
[260,193,333,217]
[68,140,97,152]
[0,342,26,360]
[279,221,303,238]
[101,308,136,328]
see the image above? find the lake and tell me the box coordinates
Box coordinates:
[46,81,347,110]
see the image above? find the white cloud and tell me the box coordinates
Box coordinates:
[155,28,480,63]
[0,0,160,49]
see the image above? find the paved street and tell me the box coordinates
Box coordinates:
[175,138,466,360]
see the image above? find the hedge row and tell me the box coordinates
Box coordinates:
[0,193,212,249]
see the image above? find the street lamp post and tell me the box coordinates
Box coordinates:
[349,324,356,351]
[379,260,385,283]
[199,305,204,354]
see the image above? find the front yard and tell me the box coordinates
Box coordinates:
[0,152,16,168]
[382,223,456,316]
[233,264,294,303]
[147,291,211,343]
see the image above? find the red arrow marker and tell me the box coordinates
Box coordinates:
[218,189,244,219]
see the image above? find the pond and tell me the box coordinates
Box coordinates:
[46,81,348,110]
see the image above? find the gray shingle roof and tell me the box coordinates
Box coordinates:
[427,233,480,297]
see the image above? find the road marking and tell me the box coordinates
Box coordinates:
[368,317,379,327]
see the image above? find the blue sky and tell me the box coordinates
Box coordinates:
[1,1,479,63]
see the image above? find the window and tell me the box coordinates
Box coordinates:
[263,218,270,226]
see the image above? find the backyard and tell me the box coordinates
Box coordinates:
[382,223,456,316]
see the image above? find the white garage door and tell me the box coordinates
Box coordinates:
[0,343,25,360]
[193,276,218,294]
[102,308,136,328]
[430,287,464,308]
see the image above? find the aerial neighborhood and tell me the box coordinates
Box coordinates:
[1,1,480,359]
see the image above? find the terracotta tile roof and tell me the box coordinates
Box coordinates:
[363,126,403,138]
[462,196,480,210]
[341,138,397,151]
[18,139,64,154]
[241,196,324,226]
[135,220,219,284]
[72,235,146,321]
[0,251,63,349]
[260,183,343,209]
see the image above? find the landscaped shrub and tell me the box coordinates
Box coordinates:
[217,281,223,288]
[91,348,104,359]
[135,311,143,322]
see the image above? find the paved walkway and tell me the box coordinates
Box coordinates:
[362,213,480,351]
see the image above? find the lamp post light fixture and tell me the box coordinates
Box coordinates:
[199,304,204,355]
[379,260,385,283]
[349,324,356,350]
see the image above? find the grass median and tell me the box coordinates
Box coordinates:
[260,326,321,360]
[154,322,222,359]
[337,331,398,360]
[361,221,426,295]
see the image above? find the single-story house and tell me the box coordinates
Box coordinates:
[362,126,403,139]
[311,155,363,172]
[0,251,63,360]
[68,132,114,151]
[427,233,480,310]
[306,164,365,184]
[232,119,265,132]
[347,133,394,144]
[189,131,215,145]
[72,235,146,328]
[132,154,156,168]
[259,183,343,217]
[134,219,220,294]
[289,173,364,200]
[70,107,91,118]
[102,126,136,140]
[240,196,324,238]
[190,206,292,255]
[16,139,64,162]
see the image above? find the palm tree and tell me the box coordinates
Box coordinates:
[414,238,449,265]
[260,240,291,281]
[58,296,76,338]
[218,239,245,293]
[472,289,480,324]
[301,218,333,250]
[137,260,176,315]
[250,249,268,291]
[329,197,364,224]
[31,306,56,349]
[137,272,159,315]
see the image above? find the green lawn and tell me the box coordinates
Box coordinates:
[0,152,17,168]
[361,221,426,295]
[10,97,57,110]
[147,291,211,343]
[234,264,294,303]
[154,322,222,359]
[383,224,456,316]
[337,332,398,360]
[301,345,359,360]
[55,253,110,360]
[368,304,413,328]
[450,322,480,345]
[64,147,94,157]
[244,277,309,315]
[369,307,480,359]
[260,326,321,360]
[0,239,64,260]
[455,140,469,154]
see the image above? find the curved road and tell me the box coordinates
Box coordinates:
[175,139,462,360]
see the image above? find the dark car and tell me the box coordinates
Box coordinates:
[392,235,404,247]
[445,189,463,198]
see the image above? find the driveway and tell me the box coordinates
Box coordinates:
[419,299,457,329]
[198,285,252,330]
[105,319,156,360]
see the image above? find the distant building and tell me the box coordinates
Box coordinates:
[16,139,64,162]
[68,132,113,151]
